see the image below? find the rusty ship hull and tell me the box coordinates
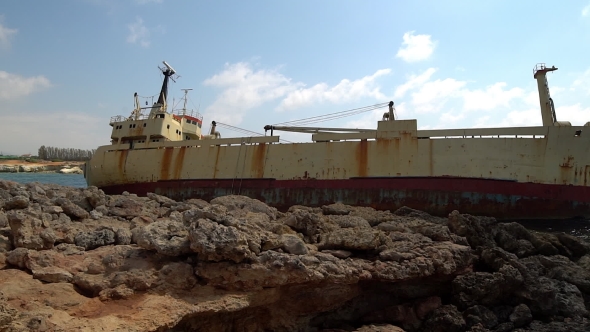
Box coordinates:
[85,62,590,220]
[85,120,590,220]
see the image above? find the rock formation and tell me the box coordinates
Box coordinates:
[0,179,589,331]
[0,163,83,173]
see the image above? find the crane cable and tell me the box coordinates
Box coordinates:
[210,102,390,143]
[273,102,389,126]
[214,122,293,143]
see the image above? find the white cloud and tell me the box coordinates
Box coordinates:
[393,68,437,99]
[203,62,301,124]
[396,31,436,63]
[391,68,530,119]
[462,83,524,111]
[582,3,590,16]
[0,112,110,154]
[409,78,466,114]
[279,69,391,111]
[572,69,590,95]
[0,20,17,48]
[439,111,465,125]
[0,71,51,101]
[127,17,150,47]
[555,104,590,125]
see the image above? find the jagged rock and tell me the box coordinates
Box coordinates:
[348,206,396,226]
[7,210,55,249]
[555,232,590,258]
[509,303,532,328]
[447,210,498,249]
[280,234,308,255]
[421,304,466,332]
[518,276,587,318]
[189,218,254,263]
[353,324,405,332]
[182,204,228,223]
[134,220,191,256]
[83,187,106,208]
[0,234,12,252]
[42,205,63,214]
[452,264,524,308]
[6,247,28,268]
[0,211,7,228]
[4,195,29,210]
[326,215,371,228]
[319,228,390,251]
[283,210,338,243]
[322,249,352,259]
[32,266,73,283]
[147,192,177,207]
[322,202,352,215]
[463,305,498,329]
[74,229,116,250]
[55,197,90,220]
[210,195,278,219]
[0,179,588,332]
[116,227,132,245]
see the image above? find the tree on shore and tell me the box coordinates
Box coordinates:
[37,146,96,161]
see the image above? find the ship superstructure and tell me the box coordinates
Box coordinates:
[109,62,206,148]
[85,62,590,220]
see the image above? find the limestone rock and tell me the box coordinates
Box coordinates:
[189,218,254,263]
[74,229,116,250]
[0,179,587,332]
[4,195,29,210]
[134,220,191,256]
[55,197,90,220]
[509,303,532,328]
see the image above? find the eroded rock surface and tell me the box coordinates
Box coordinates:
[0,180,589,331]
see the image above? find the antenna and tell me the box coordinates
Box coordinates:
[162,61,176,75]
[181,88,193,116]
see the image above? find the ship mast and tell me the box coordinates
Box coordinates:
[181,88,193,116]
[156,61,176,111]
[533,63,558,126]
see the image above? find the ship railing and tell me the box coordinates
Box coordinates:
[104,135,280,152]
[309,126,549,142]
[172,109,203,121]
[109,115,126,125]
[110,113,152,125]
[418,127,548,139]
[534,63,547,75]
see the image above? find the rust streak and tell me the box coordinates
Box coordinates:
[356,140,368,177]
[160,147,174,180]
[213,146,221,178]
[252,143,266,178]
[117,150,128,174]
[174,146,186,179]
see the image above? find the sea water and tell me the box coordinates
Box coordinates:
[0,173,87,188]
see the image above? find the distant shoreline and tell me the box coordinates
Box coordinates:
[0,159,85,174]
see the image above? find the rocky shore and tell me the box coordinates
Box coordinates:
[0,163,83,174]
[0,179,589,331]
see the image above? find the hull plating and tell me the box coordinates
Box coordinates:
[98,177,590,220]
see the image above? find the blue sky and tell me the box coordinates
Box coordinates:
[1,0,590,154]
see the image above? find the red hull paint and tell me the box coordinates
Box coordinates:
[98,177,590,220]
